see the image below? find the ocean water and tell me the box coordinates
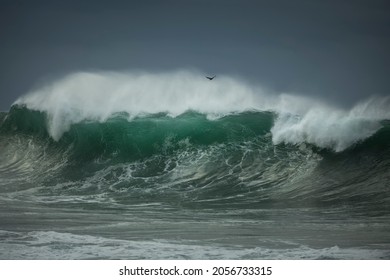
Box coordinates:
[0,71,389,259]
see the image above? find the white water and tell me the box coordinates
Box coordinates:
[1,230,388,259]
[271,95,390,151]
[15,70,390,151]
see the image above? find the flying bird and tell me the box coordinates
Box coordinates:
[205,75,216,80]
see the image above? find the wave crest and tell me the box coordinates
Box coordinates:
[271,96,390,151]
[15,70,265,140]
[13,70,390,151]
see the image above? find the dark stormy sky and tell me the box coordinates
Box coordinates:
[0,0,389,111]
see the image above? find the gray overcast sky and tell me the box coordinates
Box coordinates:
[0,0,389,111]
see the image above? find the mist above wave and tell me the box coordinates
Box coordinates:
[15,70,268,140]
[14,70,390,151]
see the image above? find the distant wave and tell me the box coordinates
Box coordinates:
[12,70,390,151]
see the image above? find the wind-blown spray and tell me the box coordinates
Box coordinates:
[14,70,390,151]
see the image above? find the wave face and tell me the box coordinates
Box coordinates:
[1,71,390,259]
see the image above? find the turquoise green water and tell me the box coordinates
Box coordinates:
[0,106,389,259]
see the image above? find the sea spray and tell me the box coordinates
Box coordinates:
[14,71,266,140]
[13,70,390,152]
[270,96,390,151]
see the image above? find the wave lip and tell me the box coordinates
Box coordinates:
[271,96,390,152]
[14,71,265,141]
[271,109,381,152]
[12,70,390,151]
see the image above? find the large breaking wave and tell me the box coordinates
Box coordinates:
[11,70,390,151]
[1,71,389,205]
[1,70,390,260]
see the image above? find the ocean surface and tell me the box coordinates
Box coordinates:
[0,71,389,259]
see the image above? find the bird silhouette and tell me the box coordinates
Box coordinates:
[205,75,216,80]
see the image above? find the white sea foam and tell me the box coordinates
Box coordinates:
[14,70,390,151]
[1,230,388,259]
[271,95,390,151]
